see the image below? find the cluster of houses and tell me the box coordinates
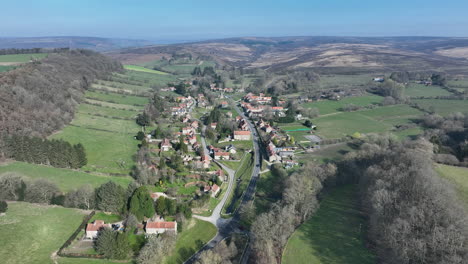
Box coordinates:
[266,141,297,163]
[241,93,286,118]
[171,96,194,116]
[210,83,234,93]
[85,218,177,239]
[196,93,212,109]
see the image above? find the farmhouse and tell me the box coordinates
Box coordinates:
[214,151,230,160]
[220,101,229,108]
[145,221,177,235]
[160,139,172,152]
[150,192,169,201]
[234,130,251,140]
[210,123,217,130]
[86,220,110,239]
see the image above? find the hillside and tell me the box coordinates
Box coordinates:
[109,36,468,74]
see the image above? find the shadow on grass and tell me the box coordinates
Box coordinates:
[284,185,376,264]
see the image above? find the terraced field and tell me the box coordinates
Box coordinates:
[51,73,152,175]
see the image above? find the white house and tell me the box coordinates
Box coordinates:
[160,138,172,151]
[86,220,110,239]
[234,130,251,140]
[145,221,177,235]
[214,151,230,160]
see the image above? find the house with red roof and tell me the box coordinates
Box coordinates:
[145,220,177,235]
[160,138,172,152]
[214,151,230,160]
[234,130,251,140]
[86,220,111,239]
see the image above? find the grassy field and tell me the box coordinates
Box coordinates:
[0,65,16,72]
[312,104,422,139]
[405,84,452,97]
[79,103,139,119]
[0,202,86,264]
[314,74,375,90]
[412,99,468,116]
[0,53,48,63]
[85,90,148,106]
[301,95,383,115]
[124,65,168,75]
[0,162,132,192]
[52,85,144,175]
[282,185,376,264]
[223,153,254,214]
[435,164,468,207]
[164,219,217,264]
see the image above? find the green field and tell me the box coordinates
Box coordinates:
[223,153,254,214]
[405,84,452,97]
[79,103,139,119]
[315,74,375,90]
[142,59,216,75]
[436,164,468,207]
[282,185,376,264]
[0,202,85,264]
[0,162,132,192]
[164,219,217,264]
[124,65,168,75]
[52,86,143,175]
[0,53,48,63]
[86,90,148,106]
[412,99,468,116]
[0,65,16,72]
[312,104,422,139]
[301,95,383,115]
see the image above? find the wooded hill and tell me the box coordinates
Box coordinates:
[0,49,122,137]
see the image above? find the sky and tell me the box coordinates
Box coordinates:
[2,0,468,42]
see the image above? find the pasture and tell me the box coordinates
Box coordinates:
[0,202,85,264]
[312,104,422,139]
[436,164,468,207]
[124,64,168,75]
[52,85,144,175]
[0,53,48,63]
[404,83,452,97]
[301,95,383,115]
[412,99,468,116]
[164,219,217,264]
[0,162,132,192]
[85,90,148,106]
[0,65,15,72]
[282,185,376,264]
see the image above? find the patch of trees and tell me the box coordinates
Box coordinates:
[1,135,87,169]
[0,172,62,204]
[0,49,122,137]
[420,113,468,166]
[0,48,70,55]
[136,233,176,264]
[339,136,468,263]
[95,227,132,259]
[0,200,7,213]
[368,79,406,102]
[196,236,240,264]
[249,163,337,264]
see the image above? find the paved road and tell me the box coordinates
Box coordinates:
[185,98,262,263]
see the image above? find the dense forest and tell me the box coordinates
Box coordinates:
[0,49,122,138]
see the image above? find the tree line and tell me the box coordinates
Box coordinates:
[338,135,468,263]
[0,48,70,55]
[1,135,87,169]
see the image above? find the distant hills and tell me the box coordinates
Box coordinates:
[0,36,155,51]
[109,36,468,74]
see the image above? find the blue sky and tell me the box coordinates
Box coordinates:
[2,0,468,41]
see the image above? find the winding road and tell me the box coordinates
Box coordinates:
[185,97,262,263]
